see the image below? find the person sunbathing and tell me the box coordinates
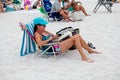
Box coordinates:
[63,0,90,16]
[72,1,90,16]
[33,17,100,62]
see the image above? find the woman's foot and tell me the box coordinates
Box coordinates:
[64,19,70,22]
[82,57,94,62]
[64,18,74,22]
[86,14,91,16]
[89,50,102,54]
[68,18,75,22]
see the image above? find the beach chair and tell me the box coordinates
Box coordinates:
[93,0,113,13]
[40,0,63,21]
[20,21,62,58]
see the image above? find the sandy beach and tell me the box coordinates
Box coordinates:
[0,0,120,80]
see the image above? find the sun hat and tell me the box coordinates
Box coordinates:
[33,17,48,25]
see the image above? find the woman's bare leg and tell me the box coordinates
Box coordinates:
[77,34,100,54]
[59,10,69,20]
[59,35,94,62]
[75,5,89,16]
[59,10,73,22]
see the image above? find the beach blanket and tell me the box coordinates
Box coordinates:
[20,21,36,56]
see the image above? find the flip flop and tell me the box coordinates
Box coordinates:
[88,42,96,49]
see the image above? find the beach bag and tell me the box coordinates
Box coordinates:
[71,11,83,21]
[56,27,80,50]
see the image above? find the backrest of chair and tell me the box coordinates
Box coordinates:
[42,0,52,12]
[20,21,37,56]
[25,21,39,46]
[26,21,34,36]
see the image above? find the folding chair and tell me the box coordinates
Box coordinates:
[93,0,113,13]
[20,21,62,58]
[40,0,63,21]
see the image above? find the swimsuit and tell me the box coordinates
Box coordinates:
[41,34,61,55]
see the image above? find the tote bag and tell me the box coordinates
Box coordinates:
[71,11,83,21]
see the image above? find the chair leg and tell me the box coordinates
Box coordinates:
[93,3,99,13]
[93,3,101,13]
[103,4,112,13]
[36,46,52,58]
[51,46,57,58]
[107,4,112,13]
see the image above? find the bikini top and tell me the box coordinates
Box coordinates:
[40,34,53,51]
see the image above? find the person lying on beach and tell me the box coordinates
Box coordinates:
[32,17,100,62]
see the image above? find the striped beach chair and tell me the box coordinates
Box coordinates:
[20,18,61,57]
[20,21,36,56]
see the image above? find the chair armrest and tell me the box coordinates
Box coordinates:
[44,43,59,46]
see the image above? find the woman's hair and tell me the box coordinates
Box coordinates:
[34,24,38,34]
[64,0,69,2]
[34,24,46,34]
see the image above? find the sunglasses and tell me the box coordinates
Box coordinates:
[37,24,46,27]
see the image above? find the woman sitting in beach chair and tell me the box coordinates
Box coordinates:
[33,17,100,62]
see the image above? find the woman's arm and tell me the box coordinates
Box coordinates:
[34,32,53,47]
[45,31,59,39]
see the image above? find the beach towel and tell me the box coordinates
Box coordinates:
[20,21,36,56]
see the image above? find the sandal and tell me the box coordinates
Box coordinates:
[88,42,96,49]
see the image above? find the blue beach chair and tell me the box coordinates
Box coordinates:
[41,0,63,21]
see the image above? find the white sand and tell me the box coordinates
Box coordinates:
[0,0,120,80]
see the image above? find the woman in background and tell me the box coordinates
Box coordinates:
[63,0,90,16]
